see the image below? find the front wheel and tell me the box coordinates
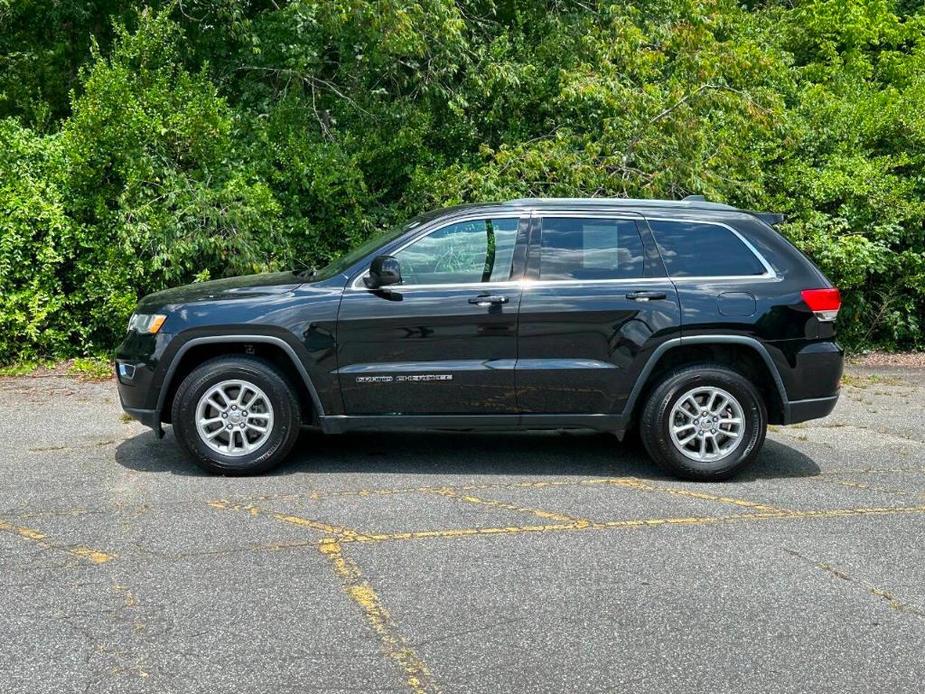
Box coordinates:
[171,356,301,475]
[639,364,767,481]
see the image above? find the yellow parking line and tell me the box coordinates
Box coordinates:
[243,478,624,505]
[355,522,589,543]
[0,518,115,564]
[429,487,593,525]
[208,497,925,549]
[319,540,439,693]
[208,497,925,690]
[342,504,925,545]
[595,504,925,532]
[608,477,791,513]
[208,500,373,541]
[251,474,799,509]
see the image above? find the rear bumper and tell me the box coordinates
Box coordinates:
[767,338,842,425]
[783,394,839,425]
[772,339,843,401]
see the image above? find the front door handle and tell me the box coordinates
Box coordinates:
[625,290,667,302]
[469,294,509,306]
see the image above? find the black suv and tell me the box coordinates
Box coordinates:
[116,197,843,480]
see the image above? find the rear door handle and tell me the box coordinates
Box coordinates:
[625,290,667,302]
[469,295,509,306]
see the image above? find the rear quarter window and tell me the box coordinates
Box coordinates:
[648,220,767,277]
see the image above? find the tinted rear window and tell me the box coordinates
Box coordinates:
[539,217,645,280]
[648,220,766,277]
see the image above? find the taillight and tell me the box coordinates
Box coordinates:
[801,288,841,322]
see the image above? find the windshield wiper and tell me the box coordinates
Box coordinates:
[294,267,317,280]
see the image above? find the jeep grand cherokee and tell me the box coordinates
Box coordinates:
[115,197,843,480]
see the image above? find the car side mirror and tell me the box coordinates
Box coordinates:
[364,255,402,289]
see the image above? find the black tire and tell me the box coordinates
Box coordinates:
[639,364,767,481]
[171,356,301,475]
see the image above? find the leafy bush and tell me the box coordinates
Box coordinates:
[0,0,923,362]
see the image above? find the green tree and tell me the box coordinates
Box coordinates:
[1,1,924,362]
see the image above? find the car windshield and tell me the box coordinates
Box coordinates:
[299,217,426,281]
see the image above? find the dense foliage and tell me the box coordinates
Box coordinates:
[1,0,923,360]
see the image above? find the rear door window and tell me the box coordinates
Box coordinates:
[648,220,766,277]
[538,217,645,281]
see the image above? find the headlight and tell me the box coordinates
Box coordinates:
[128,313,167,334]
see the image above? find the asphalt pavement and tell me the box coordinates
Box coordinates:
[2,366,924,693]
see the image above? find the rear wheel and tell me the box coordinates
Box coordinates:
[171,356,301,475]
[639,364,767,481]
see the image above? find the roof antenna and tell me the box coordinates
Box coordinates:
[683,194,706,202]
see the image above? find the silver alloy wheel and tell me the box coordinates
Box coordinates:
[668,386,745,463]
[195,379,274,457]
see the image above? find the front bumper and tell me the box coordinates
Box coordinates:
[121,405,164,438]
[117,360,164,438]
[783,393,839,424]
[115,330,172,438]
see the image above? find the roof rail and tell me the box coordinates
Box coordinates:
[503,197,737,211]
[500,196,786,226]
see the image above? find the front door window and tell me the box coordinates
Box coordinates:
[395,218,519,286]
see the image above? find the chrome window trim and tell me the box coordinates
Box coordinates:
[527,211,776,284]
[519,275,778,289]
[642,216,777,280]
[352,279,525,291]
[348,212,528,291]
[347,210,778,291]
[520,277,670,289]
[670,275,778,283]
